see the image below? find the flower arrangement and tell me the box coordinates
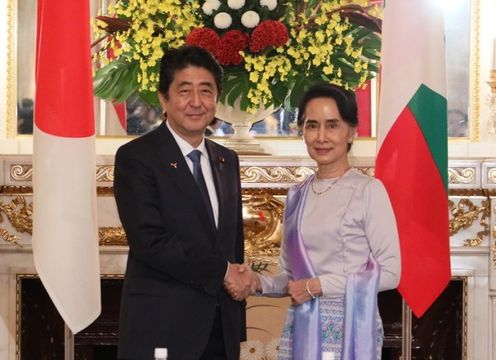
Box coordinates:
[92,0,382,113]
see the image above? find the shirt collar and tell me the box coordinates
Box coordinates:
[166,121,208,158]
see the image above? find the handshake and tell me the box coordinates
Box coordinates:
[224,262,261,301]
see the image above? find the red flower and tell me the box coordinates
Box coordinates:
[106,36,122,60]
[107,47,115,60]
[214,30,249,66]
[185,27,220,54]
[249,20,289,53]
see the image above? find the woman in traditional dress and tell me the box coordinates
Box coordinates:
[251,83,401,359]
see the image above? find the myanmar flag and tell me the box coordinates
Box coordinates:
[33,0,101,333]
[375,0,451,317]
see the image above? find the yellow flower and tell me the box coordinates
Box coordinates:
[323,64,334,75]
[249,72,259,83]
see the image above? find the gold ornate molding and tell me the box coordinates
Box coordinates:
[448,167,477,185]
[96,165,114,182]
[2,163,489,187]
[243,194,284,263]
[6,0,16,139]
[10,164,32,181]
[488,167,496,185]
[6,164,317,185]
[97,187,115,196]
[356,167,375,177]
[0,228,19,245]
[0,196,32,245]
[241,188,288,196]
[240,166,315,184]
[449,198,490,247]
[449,189,487,196]
[240,165,377,184]
[98,226,127,246]
[470,0,481,142]
[1,166,493,256]
[5,164,115,184]
[0,186,32,194]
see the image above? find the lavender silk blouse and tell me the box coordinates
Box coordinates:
[259,168,401,297]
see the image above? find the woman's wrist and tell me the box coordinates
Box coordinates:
[307,278,322,298]
[305,279,316,299]
[251,273,263,295]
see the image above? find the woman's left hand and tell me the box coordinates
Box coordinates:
[288,278,322,305]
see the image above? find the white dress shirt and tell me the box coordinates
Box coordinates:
[166,121,219,228]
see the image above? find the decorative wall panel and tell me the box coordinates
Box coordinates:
[0,156,494,359]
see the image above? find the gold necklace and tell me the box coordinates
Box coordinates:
[310,168,349,195]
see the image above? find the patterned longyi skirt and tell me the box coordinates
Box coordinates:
[277,297,383,360]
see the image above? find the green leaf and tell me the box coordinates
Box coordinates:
[227,79,249,107]
[219,70,246,104]
[239,93,250,111]
[93,59,139,102]
[349,27,371,42]
[367,63,380,74]
[220,70,251,110]
[269,79,290,108]
[138,90,160,107]
[362,49,380,61]
[289,75,309,110]
[362,34,381,52]
[93,59,127,91]
[112,63,139,102]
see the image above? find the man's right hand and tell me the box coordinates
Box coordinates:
[224,263,256,301]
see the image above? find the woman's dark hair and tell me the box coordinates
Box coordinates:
[158,46,223,98]
[296,83,359,129]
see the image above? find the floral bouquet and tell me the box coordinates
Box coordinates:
[92,0,382,113]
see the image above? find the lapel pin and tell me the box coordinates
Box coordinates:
[218,156,225,163]
[169,162,177,169]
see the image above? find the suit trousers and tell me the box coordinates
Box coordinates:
[199,307,227,360]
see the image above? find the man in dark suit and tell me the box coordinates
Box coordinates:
[114,46,252,360]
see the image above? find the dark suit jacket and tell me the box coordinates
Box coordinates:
[114,123,246,360]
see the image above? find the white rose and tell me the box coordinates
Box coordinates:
[260,0,277,11]
[241,11,260,28]
[202,0,221,16]
[227,0,245,10]
[214,12,233,29]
